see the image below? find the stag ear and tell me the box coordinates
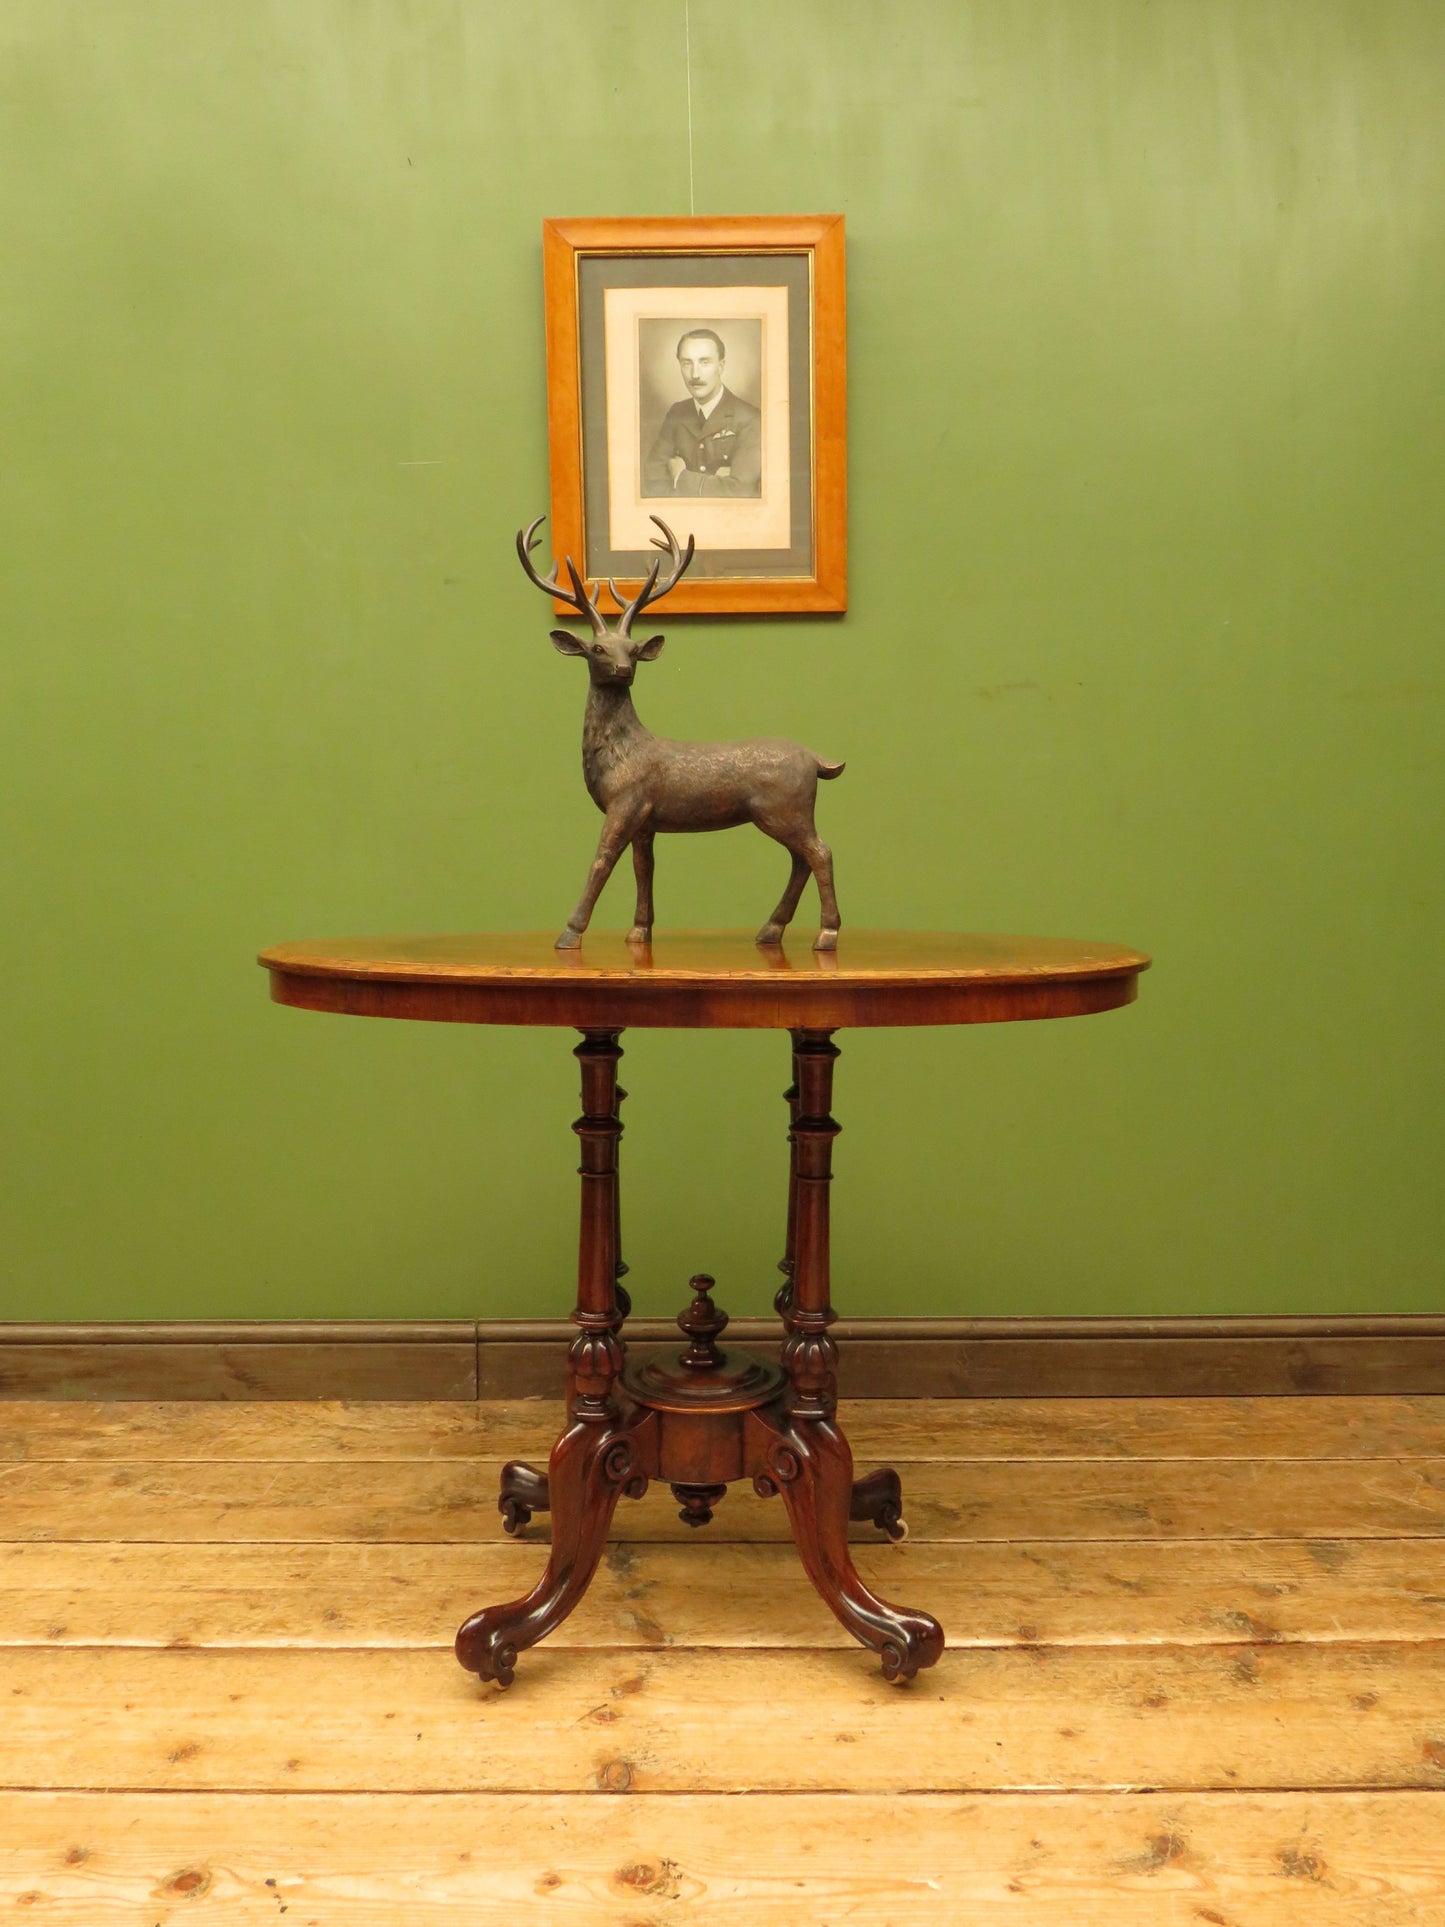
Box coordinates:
[550,629,588,657]
[632,633,666,661]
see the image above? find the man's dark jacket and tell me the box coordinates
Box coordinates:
[642,387,762,497]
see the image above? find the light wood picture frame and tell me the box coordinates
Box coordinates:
[541,214,846,615]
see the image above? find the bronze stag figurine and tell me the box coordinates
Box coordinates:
[519,514,844,951]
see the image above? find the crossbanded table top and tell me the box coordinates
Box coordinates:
[259,930,1150,1030]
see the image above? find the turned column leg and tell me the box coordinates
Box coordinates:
[757,1029,943,1679]
[613,1060,632,1324]
[459,1028,652,1682]
[497,1034,634,1529]
[773,1028,804,1319]
[780,1030,841,1422]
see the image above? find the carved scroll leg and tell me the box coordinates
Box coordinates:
[498,1461,550,1535]
[500,1449,654,1532]
[748,1406,942,1682]
[850,1466,908,1542]
[459,1025,653,1685]
[458,1409,655,1687]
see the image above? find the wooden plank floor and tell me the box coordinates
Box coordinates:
[0,1397,1442,1922]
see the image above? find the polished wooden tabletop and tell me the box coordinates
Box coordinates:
[259,930,1150,1030]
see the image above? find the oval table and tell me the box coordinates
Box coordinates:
[259,930,1150,1688]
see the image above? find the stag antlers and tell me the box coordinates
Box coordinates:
[516,515,696,639]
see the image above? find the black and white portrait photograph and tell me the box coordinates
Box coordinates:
[599,281,794,564]
[638,319,764,499]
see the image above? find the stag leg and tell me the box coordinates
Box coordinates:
[557,812,637,950]
[804,836,841,951]
[627,832,655,945]
[757,850,811,946]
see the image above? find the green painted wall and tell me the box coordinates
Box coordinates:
[2,1,1440,1323]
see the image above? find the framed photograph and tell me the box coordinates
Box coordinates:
[541,215,846,615]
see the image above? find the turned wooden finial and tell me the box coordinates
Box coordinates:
[677,1273,729,1372]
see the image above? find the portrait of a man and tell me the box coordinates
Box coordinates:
[640,325,763,498]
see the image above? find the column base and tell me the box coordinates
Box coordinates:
[465,1290,942,1684]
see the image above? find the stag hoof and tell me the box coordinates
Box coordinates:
[554,927,583,951]
[625,925,653,947]
[755,923,785,947]
[813,927,839,952]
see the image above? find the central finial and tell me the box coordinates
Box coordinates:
[677,1273,728,1372]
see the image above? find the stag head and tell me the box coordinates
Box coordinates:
[517,514,696,686]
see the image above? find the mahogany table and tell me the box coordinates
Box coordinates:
[259,930,1149,1688]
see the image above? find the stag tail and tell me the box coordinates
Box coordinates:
[817,758,846,780]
